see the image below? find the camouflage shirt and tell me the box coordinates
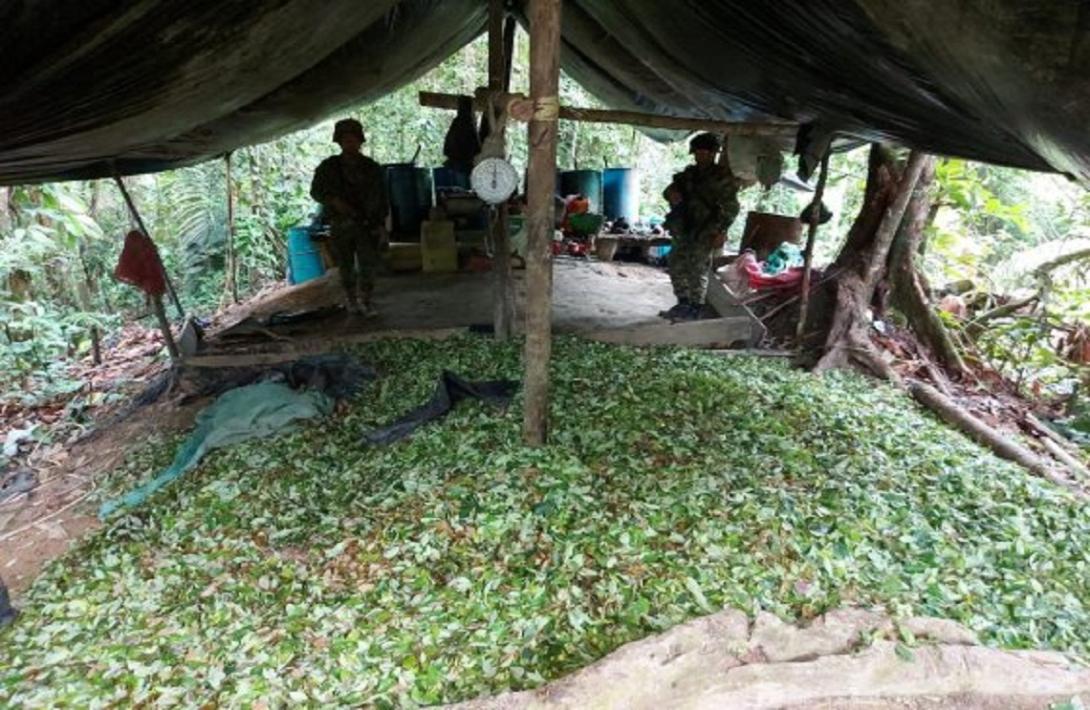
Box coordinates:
[310,154,389,226]
[663,163,740,242]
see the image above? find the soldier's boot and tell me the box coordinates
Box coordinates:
[659,299,689,319]
[681,302,705,321]
[358,287,378,319]
[669,299,705,322]
[344,292,363,316]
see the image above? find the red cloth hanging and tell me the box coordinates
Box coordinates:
[114,230,166,296]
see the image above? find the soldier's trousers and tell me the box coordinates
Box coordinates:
[332,220,380,303]
[668,237,713,304]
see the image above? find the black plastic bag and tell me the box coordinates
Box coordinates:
[363,371,519,445]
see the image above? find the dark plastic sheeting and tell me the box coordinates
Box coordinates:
[0,0,1087,184]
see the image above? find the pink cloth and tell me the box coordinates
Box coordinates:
[737,252,804,290]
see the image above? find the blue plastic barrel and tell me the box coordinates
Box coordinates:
[559,170,603,213]
[385,165,434,239]
[433,166,470,190]
[603,168,640,223]
[287,226,324,285]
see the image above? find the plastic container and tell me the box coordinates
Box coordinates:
[603,167,640,223]
[286,226,324,285]
[559,170,603,213]
[384,242,422,272]
[433,166,471,190]
[385,165,434,239]
[421,220,457,273]
[508,215,526,236]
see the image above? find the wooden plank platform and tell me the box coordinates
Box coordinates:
[586,316,757,349]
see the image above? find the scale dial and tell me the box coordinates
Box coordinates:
[471,157,519,205]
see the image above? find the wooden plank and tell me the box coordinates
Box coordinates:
[522,0,562,446]
[420,91,798,137]
[705,272,743,312]
[185,327,466,368]
[708,348,794,358]
[586,317,756,348]
[705,273,767,345]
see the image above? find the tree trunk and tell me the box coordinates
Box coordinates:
[813,148,931,378]
[909,381,1084,495]
[796,153,831,344]
[888,159,967,375]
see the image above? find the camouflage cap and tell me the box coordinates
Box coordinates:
[689,132,721,153]
[333,118,365,143]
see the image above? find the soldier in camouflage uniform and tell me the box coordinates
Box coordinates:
[661,132,740,321]
[310,118,389,317]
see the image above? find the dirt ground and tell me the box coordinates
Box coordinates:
[214,257,675,337]
[1,258,677,598]
[1,398,201,597]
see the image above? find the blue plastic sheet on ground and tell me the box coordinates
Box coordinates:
[99,381,332,519]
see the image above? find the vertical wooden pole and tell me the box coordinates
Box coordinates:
[151,295,180,361]
[224,152,240,304]
[795,152,831,345]
[489,0,515,340]
[522,0,562,445]
[91,326,102,365]
[502,15,517,89]
[112,172,185,321]
[488,0,506,94]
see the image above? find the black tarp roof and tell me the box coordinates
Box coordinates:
[1,0,1088,185]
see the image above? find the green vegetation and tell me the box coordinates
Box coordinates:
[3,338,1089,707]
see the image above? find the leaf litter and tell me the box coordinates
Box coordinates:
[2,336,1090,707]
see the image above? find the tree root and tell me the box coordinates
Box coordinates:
[908,381,1087,497]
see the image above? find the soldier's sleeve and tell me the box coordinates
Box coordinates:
[310,159,335,205]
[716,170,741,231]
[662,169,686,202]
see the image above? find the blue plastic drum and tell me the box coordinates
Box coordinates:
[603,167,640,223]
[287,226,324,284]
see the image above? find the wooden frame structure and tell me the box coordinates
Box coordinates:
[423,0,812,444]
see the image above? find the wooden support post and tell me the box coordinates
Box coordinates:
[111,172,185,321]
[503,15,517,90]
[489,0,515,340]
[151,295,180,361]
[420,91,798,137]
[90,326,102,366]
[488,0,506,90]
[795,152,830,345]
[522,0,561,446]
[224,152,240,304]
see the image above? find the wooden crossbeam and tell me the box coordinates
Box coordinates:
[419,91,797,137]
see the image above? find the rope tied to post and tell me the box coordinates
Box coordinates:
[532,96,560,122]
